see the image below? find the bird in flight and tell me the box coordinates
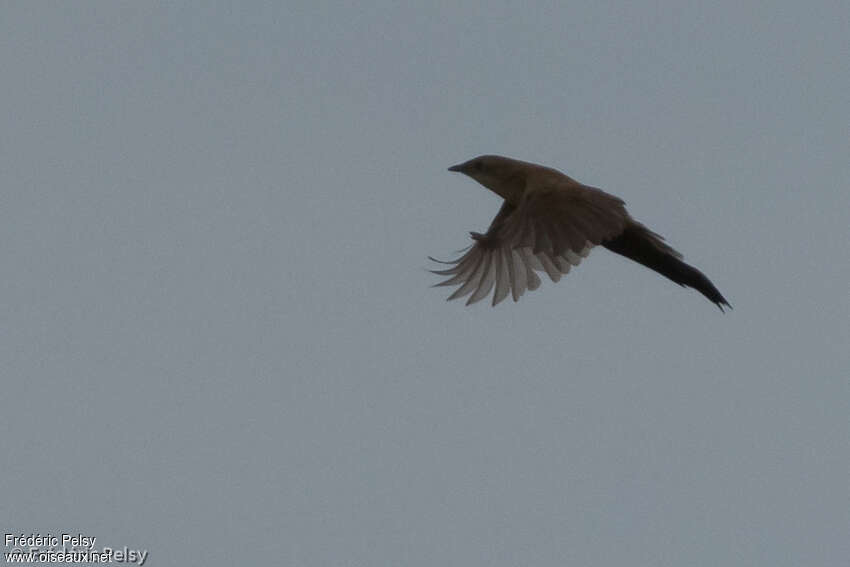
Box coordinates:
[430,155,730,311]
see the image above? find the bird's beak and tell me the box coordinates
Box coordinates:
[447,163,464,173]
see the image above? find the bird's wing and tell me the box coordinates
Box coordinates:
[430,184,629,306]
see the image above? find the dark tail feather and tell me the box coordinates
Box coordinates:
[602,224,731,311]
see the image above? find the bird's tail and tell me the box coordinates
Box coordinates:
[601,222,731,311]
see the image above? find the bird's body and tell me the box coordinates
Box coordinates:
[432,155,730,310]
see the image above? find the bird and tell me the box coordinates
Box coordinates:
[430,155,731,311]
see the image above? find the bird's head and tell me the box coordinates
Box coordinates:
[447,155,528,201]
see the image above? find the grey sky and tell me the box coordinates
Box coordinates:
[1,2,847,566]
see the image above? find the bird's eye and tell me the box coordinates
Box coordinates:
[474,160,484,171]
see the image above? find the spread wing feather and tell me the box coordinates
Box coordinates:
[430,183,628,306]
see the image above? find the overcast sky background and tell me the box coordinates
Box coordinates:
[2,3,848,566]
